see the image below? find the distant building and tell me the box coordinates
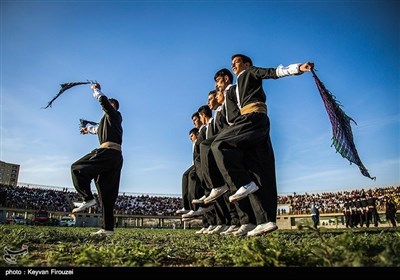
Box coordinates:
[0,161,20,187]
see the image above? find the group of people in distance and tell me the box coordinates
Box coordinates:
[342,192,398,228]
[177,54,314,237]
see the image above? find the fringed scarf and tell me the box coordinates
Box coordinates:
[42,81,96,109]
[311,69,375,180]
[79,119,98,128]
[79,119,98,134]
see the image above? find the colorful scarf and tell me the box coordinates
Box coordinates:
[311,69,375,180]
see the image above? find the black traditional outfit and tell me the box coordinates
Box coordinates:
[200,85,255,227]
[71,89,123,232]
[211,64,303,225]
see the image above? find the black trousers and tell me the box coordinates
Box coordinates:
[200,135,253,226]
[181,166,193,210]
[71,148,123,231]
[366,208,380,227]
[312,215,319,229]
[386,212,397,227]
[245,136,278,224]
[200,136,225,189]
[188,166,203,211]
[211,113,277,224]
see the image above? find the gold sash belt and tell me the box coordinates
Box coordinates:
[240,102,267,115]
[100,141,122,152]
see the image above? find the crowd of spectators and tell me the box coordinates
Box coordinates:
[114,194,180,216]
[1,183,182,216]
[278,185,400,215]
[1,184,71,212]
[1,183,398,217]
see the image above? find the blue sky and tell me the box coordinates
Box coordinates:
[1,0,399,196]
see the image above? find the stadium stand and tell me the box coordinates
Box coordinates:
[0,183,398,229]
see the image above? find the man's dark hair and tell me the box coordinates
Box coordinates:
[109,98,119,110]
[231,54,253,66]
[189,127,199,135]
[208,90,217,96]
[191,112,200,120]
[214,68,233,83]
[198,105,212,118]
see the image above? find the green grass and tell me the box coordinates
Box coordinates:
[1,224,399,267]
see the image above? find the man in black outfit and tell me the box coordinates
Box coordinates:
[211,54,314,237]
[385,197,397,227]
[176,127,199,214]
[71,82,123,237]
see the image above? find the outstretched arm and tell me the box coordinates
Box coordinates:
[275,61,314,77]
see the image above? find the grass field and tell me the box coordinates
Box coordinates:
[1,224,399,268]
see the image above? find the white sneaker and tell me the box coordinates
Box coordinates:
[192,195,207,205]
[195,227,208,234]
[207,225,228,234]
[204,186,229,204]
[220,225,240,235]
[182,216,196,222]
[232,223,256,237]
[176,207,189,214]
[247,222,278,237]
[184,206,213,218]
[229,182,259,203]
[72,199,96,213]
[203,225,216,234]
[91,229,114,237]
[182,210,196,221]
[182,210,194,217]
